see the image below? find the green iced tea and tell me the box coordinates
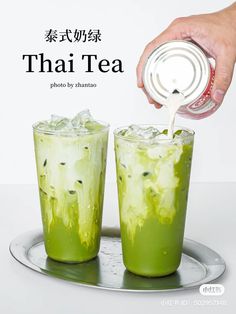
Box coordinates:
[114,125,194,277]
[33,111,109,263]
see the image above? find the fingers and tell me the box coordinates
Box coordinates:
[212,54,235,104]
[154,103,162,109]
[142,88,162,109]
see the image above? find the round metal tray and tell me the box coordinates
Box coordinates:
[9,228,225,292]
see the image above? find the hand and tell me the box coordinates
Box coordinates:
[137,3,236,108]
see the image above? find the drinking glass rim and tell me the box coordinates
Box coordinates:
[113,124,195,142]
[32,120,110,136]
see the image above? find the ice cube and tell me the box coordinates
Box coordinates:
[174,129,191,138]
[35,121,50,131]
[123,125,160,140]
[71,109,94,127]
[124,125,140,137]
[180,130,191,137]
[142,127,161,139]
[51,114,65,122]
[35,110,105,134]
[49,115,71,130]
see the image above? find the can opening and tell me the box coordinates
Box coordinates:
[172,89,180,94]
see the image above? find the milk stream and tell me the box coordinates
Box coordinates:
[165,91,185,139]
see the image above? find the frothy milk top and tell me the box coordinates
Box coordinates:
[33,110,108,135]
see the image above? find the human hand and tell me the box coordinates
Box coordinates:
[137,3,236,108]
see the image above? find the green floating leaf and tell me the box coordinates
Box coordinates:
[174,130,182,136]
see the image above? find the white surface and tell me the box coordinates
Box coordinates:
[0,183,235,314]
[1,0,236,184]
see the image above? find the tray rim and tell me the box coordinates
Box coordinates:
[9,227,226,293]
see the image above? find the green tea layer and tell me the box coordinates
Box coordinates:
[115,127,194,276]
[34,130,108,262]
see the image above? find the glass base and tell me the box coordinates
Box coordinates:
[9,228,226,292]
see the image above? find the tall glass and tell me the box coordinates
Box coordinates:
[114,125,194,277]
[33,123,109,263]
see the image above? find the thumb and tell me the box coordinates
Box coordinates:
[212,55,235,104]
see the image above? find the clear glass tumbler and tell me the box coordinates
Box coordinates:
[114,125,194,277]
[33,122,109,263]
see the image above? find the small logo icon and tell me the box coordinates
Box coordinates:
[199,284,225,296]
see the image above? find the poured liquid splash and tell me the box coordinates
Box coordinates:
[165,90,185,139]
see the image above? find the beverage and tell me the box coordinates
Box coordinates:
[114,125,194,277]
[33,110,109,263]
[142,40,218,119]
[166,91,185,138]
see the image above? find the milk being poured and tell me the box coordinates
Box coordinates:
[165,90,185,139]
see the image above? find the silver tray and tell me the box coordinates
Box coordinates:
[9,228,225,292]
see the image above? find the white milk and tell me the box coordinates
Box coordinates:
[165,92,185,139]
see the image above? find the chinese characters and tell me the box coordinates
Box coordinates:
[45,29,102,43]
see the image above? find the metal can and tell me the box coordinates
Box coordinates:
[142,40,219,119]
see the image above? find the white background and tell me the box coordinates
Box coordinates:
[1,0,236,184]
[1,2,235,313]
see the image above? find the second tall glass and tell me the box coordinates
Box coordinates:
[114,125,194,277]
